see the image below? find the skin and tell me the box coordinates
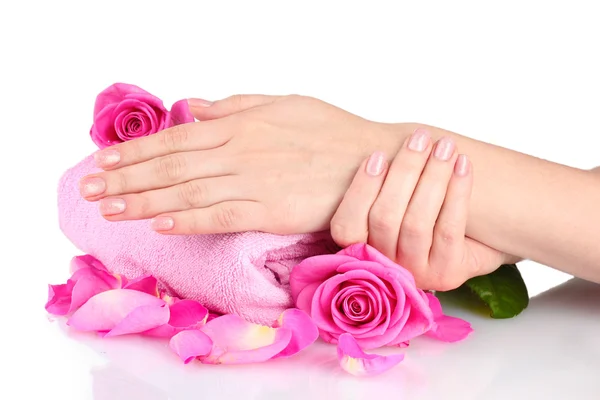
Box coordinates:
[81,94,600,288]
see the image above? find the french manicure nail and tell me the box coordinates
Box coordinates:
[455,154,470,176]
[151,216,174,231]
[94,149,121,168]
[366,151,386,176]
[80,177,106,197]
[408,128,430,152]
[187,98,213,107]
[99,198,126,215]
[433,137,455,161]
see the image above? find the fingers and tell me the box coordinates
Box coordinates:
[428,154,472,272]
[188,94,281,121]
[97,175,249,221]
[330,151,388,248]
[79,151,231,201]
[367,128,433,260]
[92,119,232,170]
[398,137,458,271]
[150,201,267,235]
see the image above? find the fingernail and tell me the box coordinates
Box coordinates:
[455,154,471,176]
[366,151,386,176]
[408,128,430,152]
[99,198,126,215]
[151,216,174,231]
[80,177,106,197]
[433,137,455,161]
[93,149,121,168]
[187,98,213,107]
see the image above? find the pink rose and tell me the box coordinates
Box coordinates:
[290,243,435,350]
[90,83,194,149]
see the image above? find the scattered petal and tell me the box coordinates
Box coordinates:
[105,304,170,337]
[200,314,292,364]
[272,309,319,358]
[170,330,213,364]
[45,283,74,315]
[337,333,404,377]
[144,299,209,338]
[424,293,473,342]
[67,289,165,332]
[123,275,159,297]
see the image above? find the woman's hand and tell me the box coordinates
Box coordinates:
[330,130,513,291]
[80,95,405,235]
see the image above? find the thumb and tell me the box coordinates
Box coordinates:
[187,94,281,120]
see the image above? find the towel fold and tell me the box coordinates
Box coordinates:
[58,155,337,324]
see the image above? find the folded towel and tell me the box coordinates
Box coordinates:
[58,155,337,324]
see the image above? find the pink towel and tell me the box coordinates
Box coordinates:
[58,155,337,324]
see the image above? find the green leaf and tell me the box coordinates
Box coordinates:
[461,264,529,319]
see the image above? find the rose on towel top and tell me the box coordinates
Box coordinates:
[90,83,194,148]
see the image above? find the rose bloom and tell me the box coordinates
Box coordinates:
[90,83,194,148]
[290,243,435,350]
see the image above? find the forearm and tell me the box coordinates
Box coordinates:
[386,123,600,281]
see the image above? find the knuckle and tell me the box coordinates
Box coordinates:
[178,181,207,208]
[160,125,190,151]
[400,217,430,240]
[330,220,365,247]
[368,203,398,233]
[213,205,240,230]
[435,222,461,246]
[155,154,186,182]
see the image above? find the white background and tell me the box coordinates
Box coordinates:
[1,1,599,399]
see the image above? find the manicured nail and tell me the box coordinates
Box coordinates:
[408,128,430,152]
[151,216,174,231]
[93,149,121,168]
[79,177,106,197]
[99,198,126,215]
[366,151,386,176]
[433,137,455,161]
[187,98,213,107]
[455,154,470,177]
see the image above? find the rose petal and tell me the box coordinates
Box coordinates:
[143,299,209,338]
[200,314,292,364]
[337,333,404,377]
[290,254,359,302]
[91,103,119,148]
[45,283,74,315]
[67,289,166,332]
[123,275,159,297]
[94,83,150,117]
[70,255,109,274]
[424,293,473,342]
[105,303,170,337]
[170,330,213,364]
[113,100,159,140]
[169,99,195,126]
[272,309,319,358]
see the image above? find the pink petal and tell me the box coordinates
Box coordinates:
[105,304,170,337]
[337,333,404,377]
[169,330,213,364]
[94,83,150,117]
[200,314,292,364]
[69,274,118,313]
[45,283,74,315]
[123,275,159,297]
[67,289,165,332]
[70,255,109,274]
[290,254,358,302]
[169,99,195,126]
[143,299,209,338]
[424,293,473,342]
[272,309,319,358]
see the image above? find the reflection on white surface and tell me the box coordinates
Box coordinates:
[37,278,600,400]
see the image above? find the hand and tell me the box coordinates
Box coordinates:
[79,95,404,234]
[330,129,513,290]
